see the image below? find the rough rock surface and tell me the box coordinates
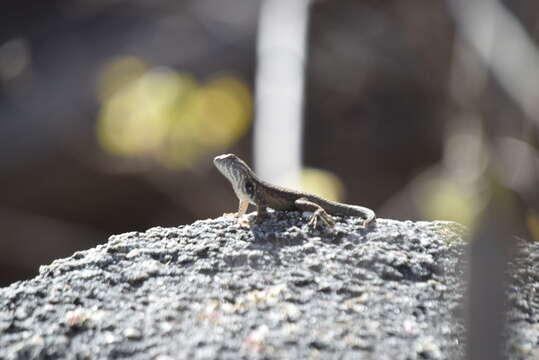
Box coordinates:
[0,212,537,359]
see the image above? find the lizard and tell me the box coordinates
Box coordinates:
[213,153,376,228]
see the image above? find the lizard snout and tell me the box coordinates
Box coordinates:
[214,153,236,164]
[213,154,238,176]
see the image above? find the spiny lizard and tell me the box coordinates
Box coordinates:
[214,154,376,228]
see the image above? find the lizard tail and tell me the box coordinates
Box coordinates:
[308,195,376,227]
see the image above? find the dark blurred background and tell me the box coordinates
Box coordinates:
[0,0,537,286]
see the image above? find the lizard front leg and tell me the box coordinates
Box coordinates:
[237,199,249,217]
[225,199,249,219]
[295,197,335,228]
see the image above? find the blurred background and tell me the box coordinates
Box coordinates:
[0,0,537,287]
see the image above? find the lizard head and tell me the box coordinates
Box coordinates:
[213,154,257,202]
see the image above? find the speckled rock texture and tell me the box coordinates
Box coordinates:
[0,212,537,360]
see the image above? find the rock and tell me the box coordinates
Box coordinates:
[0,212,537,359]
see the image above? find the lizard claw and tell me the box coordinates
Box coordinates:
[308,209,335,228]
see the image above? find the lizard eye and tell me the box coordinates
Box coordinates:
[245,180,254,194]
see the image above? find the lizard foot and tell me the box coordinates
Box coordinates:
[238,218,250,228]
[307,209,335,228]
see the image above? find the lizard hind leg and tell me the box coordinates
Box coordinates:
[295,197,336,228]
[254,204,269,224]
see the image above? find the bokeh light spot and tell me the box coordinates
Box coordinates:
[96,59,252,169]
[0,38,30,81]
[300,168,344,202]
[97,56,147,102]
[416,177,484,228]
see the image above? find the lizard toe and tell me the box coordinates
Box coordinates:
[307,215,318,228]
[308,209,335,228]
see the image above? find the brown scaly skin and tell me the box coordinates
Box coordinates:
[213,153,376,228]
